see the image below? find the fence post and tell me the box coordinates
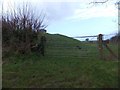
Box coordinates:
[98,34,103,60]
[103,43,118,60]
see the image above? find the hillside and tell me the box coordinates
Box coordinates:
[45,33,99,59]
[46,34,83,58]
[2,33,118,88]
[110,33,120,43]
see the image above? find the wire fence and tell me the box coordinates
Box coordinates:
[45,33,118,60]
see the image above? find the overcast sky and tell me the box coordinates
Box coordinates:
[1,0,119,40]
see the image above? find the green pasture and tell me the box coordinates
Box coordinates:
[2,34,119,88]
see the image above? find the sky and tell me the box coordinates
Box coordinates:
[1,0,119,41]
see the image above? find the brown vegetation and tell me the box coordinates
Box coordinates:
[2,4,47,56]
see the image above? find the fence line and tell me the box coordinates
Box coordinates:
[75,34,118,60]
[72,35,98,38]
[47,34,118,60]
[72,33,117,39]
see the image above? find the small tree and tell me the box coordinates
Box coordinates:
[86,38,89,42]
[2,3,48,54]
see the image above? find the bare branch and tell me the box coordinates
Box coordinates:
[2,2,48,54]
[89,0,109,4]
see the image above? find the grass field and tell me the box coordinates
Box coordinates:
[2,34,119,88]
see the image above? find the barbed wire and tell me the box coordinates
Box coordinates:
[46,33,118,59]
[103,33,117,36]
[72,35,98,38]
[72,33,117,39]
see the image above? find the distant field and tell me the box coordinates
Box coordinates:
[2,34,119,88]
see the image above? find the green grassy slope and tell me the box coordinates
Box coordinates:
[2,34,118,88]
[46,34,99,59]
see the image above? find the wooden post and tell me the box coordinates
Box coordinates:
[103,43,118,60]
[98,34,103,60]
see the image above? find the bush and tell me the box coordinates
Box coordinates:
[2,3,47,55]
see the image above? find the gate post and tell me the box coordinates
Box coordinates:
[98,34,103,60]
